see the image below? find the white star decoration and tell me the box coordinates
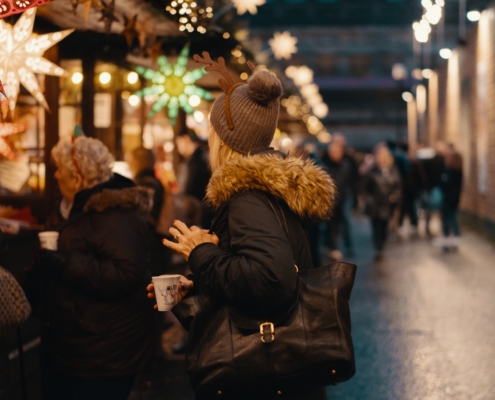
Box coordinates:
[269,31,298,60]
[232,0,266,15]
[0,7,73,111]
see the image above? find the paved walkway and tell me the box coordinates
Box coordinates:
[131,216,495,400]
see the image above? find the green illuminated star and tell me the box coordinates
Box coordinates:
[135,45,213,125]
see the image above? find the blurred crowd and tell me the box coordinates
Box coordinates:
[294,134,463,263]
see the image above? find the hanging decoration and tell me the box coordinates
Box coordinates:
[146,37,164,63]
[232,0,265,15]
[269,31,297,60]
[0,8,73,112]
[121,14,139,47]
[71,0,101,21]
[0,0,51,19]
[165,0,213,34]
[135,45,213,125]
[99,0,119,32]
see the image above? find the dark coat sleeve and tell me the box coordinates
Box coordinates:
[62,210,149,299]
[188,193,298,314]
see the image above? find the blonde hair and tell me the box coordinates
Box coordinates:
[51,136,114,189]
[208,125,244,172]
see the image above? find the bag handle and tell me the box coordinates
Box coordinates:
[262,195,299,272]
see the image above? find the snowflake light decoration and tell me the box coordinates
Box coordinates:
[232,0,265,15]
[135,45,213,125]
[269,31,297,60]
[0,8,73,112]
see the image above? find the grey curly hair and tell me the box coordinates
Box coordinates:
[51,136,114,189]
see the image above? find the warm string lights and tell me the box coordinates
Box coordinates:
[286,66,328,119]
[412,0,444,43]
[0,8,73,112]
[284,64,329,138]
[166,0,213,34]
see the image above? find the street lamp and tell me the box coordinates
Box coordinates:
[467,10,481,22]
[439,48,452,59]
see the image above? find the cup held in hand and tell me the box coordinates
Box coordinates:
[152,275,181,311]
[38,231,59,250]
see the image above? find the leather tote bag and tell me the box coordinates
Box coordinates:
[173,200,356,399]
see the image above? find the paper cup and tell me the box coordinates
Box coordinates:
[152,275,181,311]
[38,231,59,250]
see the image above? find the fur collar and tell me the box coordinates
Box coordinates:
[206,153,336,220]
[84,187,153,214]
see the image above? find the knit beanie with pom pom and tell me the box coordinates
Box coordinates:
[209,69,283,155]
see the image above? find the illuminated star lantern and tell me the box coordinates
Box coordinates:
[269,31,297,60]
[0,0,52,19]
[0,8,73,112]
[232,0,265,15]
[135,45,213,125]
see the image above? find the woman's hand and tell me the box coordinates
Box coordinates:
[162,220,219,261]
[147,275,194,310]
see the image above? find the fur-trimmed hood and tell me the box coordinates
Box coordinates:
[84,186,153,214]
[206,153,336,220]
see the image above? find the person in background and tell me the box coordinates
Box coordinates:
[126,146,164,227]
[322,140,353,261]
[126,146,171,277]
[176,129,214,228]
[420,141,446,236]
[439,145,463,252]
[364,144,402,261]
[397,142,424,237]
[34,133,155,400]
[332,133,358,256]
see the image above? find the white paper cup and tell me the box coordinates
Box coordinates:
[38,231,59,250]
[152,275,181,311]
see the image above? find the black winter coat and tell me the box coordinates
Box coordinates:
[187,151,336,399]
[364,166,402,220]
[440,168,463,209]
[41,174,156,378]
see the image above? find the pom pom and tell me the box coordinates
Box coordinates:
[247,70,282,105]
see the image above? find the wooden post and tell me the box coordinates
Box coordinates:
[407,99,418,157]
[43,45,60,211]
[82,55,96,138]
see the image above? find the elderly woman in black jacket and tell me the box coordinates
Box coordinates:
[149,56,336,399]
[35,132,155,399]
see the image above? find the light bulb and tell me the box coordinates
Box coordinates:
[188,95,201,107]
[128,95,140,107]
[439,48,452,59]
[402,92,413,102]
[127,72,139,85]
[467,11,481,22]
[71,72,83,84]
[99,72,111,85]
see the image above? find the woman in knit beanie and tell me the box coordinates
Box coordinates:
[151,54,337,399]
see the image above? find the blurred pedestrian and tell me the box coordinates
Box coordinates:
[439,146,463,252]
[322,140,353,260]
[153,56,336,399]
[176,129,213,228]
[419,141,446,236]
[34,132,155,400]
[397,143,423,236]
[126,146,172,278]
[332,133,358,255]
[364,145,402,261]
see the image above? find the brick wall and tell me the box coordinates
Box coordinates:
[435,6,495,223]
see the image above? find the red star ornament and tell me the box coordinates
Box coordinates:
[0,0,52,19]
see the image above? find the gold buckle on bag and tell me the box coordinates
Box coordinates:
[260,322,275,343]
